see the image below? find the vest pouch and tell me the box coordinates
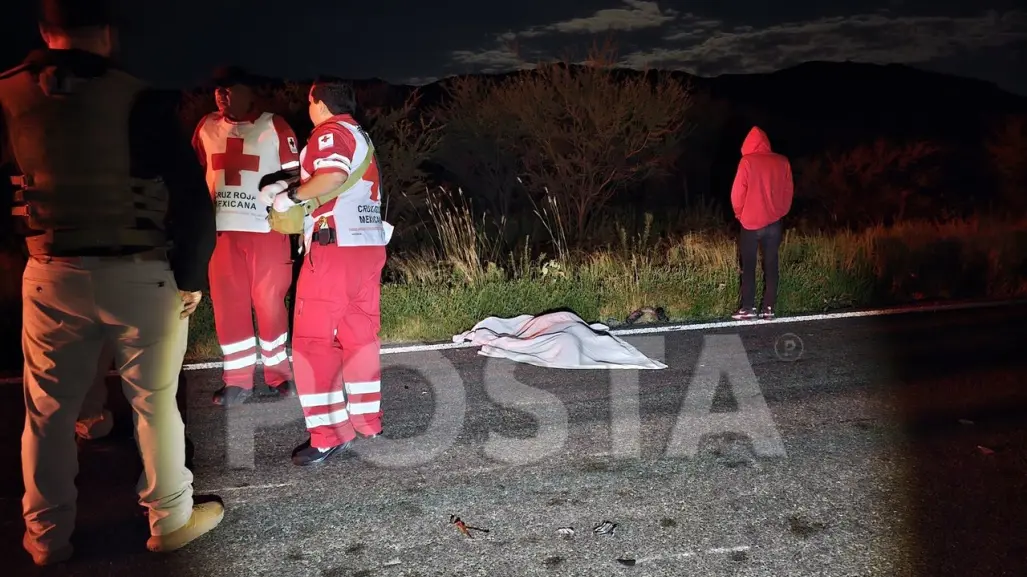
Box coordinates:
[264,123,377,237]
[267,204,307,235]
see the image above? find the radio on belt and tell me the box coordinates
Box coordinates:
[316,215,335,245]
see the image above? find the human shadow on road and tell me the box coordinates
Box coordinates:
[877,302,1027,577]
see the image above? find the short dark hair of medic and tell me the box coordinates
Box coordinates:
[310,76,357,116]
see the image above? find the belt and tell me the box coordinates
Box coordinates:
[31,248,169,264]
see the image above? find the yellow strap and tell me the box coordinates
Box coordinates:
[304,133,376,215]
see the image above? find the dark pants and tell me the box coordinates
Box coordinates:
[738,219,783,311]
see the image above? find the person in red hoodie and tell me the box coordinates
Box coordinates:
[729,126,794,320]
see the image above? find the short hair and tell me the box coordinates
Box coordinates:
[38,0,114,33]
[210,65,258,89]
[310,77,356,116]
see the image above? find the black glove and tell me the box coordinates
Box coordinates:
[258,166,301,190]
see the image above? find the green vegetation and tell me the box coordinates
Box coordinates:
[181,214,1027,362]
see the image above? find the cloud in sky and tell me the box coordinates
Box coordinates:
[450,0,678,73]
[446,2,1027,79]
[634,10,1027,76]
[519,0,678,36]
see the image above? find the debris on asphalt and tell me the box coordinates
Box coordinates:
[556,527,575,539]
[977,445,995,455]
[543,555,565,567]
[616,556,637,566]
[711,436,758,468]
[787,514,827,538]
[450,514,489,538]
[593,520,617,535]
[383,558,401,567]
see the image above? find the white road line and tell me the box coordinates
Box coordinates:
[707,545,751,554]
[1,298,1023,384]
[606,298,1025,336]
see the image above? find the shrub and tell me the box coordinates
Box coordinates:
[430,75,524,235]
[986,113,1027,216]
[361,90,443,236]
[431,45,694,246]
[794,139,945,229]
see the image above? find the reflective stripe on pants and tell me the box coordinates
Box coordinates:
[208,230,294,388]
[292,243,385,448]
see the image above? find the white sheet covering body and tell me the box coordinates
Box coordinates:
[452,311,667,369]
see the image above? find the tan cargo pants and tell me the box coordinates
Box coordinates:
[76,344,115,440]
[21,252,194,557]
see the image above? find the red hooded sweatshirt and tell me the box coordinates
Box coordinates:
[730,127,794,230]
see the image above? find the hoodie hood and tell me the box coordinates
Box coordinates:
[741,126,772,155]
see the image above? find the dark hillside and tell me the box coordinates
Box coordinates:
[170,61,1024,233]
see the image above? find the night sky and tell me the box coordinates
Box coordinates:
[3,0,1026,96]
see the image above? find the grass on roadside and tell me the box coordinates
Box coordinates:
[2,186,1025,365]
[183,213,1027,363]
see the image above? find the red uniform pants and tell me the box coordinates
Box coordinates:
[292,242,386,448]
[208,230,294,389]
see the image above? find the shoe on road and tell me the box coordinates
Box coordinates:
[291,437,353,466]
[146,499,225,553]
[268,381,297,399]
[212,386,252,407]
[731,308,756,320]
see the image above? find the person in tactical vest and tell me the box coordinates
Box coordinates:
[0,0,224,566]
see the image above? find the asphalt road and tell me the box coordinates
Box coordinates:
[1,303,1026,577]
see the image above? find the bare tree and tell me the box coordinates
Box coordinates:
[795,139,945,228]
[985,113,1027,217]
[482,43,694,243]
[362,90,443,233]
[431,76,524,230]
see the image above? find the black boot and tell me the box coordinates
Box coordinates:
[268,381,297,399]
[212,386,252,407]
[291,437,352,466]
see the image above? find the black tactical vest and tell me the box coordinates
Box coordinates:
[0,55,169,256]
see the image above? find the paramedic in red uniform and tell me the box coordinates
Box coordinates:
[263,78,392,466]
[192,66,300,406]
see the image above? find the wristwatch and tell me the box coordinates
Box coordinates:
[287,187,302,204]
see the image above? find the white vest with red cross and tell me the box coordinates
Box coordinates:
[193,111,299,233]
[298,119,393,251]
